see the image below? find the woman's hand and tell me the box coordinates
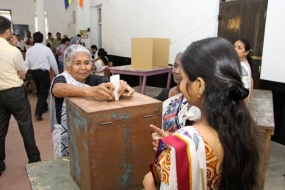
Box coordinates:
[88,82,115,101]
[117,80,135,97]
[87,80,134,101]
[150,124,169,152]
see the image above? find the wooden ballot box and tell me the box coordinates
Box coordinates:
[66,92,162,190]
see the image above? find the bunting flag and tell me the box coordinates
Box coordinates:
[64,0,73,9]
[77,0,84,8]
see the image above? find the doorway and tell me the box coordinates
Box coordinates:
[218,0,268,89]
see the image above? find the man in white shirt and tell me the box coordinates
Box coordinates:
[0,16,41,177]
[25,31,59,121]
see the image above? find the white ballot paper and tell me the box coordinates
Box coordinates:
[110,74,120,100]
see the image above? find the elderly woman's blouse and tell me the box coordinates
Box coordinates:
[51,74,109,123]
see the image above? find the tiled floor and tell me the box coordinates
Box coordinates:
[0,86,284,190]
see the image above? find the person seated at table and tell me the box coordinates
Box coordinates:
[234,38,254,105]
[50,44,134,158]
[157,52,200,133]
[143,37,261,190]
[155,52,183,102]
[92,48,109,76]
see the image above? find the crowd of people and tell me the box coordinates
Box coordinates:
[1,14,262,190]
[0,15,134,177]
[15,30,106,76]
[14,29,111,121]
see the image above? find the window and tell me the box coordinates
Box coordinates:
[34,11,49,35]
[0,9,12,21]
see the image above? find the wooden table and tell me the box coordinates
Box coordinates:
[109,65,172,94]
[248,89,275,189]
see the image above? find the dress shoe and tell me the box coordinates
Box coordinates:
[0,165,6,177]
[35,115,43,121]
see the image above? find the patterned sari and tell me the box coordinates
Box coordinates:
[151,126,207,190]
[50,71,89,159]
[151,94,221,189]
[150,127,222,190]
[162,93,200,132]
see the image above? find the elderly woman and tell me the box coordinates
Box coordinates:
[50,44,134,158]
[156,52,183,101]
[156,52,200,133]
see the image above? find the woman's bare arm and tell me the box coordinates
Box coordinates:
[143,172,158,190]
[52,82,115,101]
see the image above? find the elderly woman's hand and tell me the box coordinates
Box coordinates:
[88,82,115,101]
[117,80,135,97]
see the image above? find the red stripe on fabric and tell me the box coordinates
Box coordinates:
[162,135,190,190]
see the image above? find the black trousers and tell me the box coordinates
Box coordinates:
[31,69,50,117]
[0,86,41,166]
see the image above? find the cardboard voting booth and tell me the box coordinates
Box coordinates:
[131,38,170,70]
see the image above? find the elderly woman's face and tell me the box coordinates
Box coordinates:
[172,54,182,85]
[67,52,91,83]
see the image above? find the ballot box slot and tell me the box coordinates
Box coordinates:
[143,115,154,118]
[100,121,113,125]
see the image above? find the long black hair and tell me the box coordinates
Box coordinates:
[97,48,108,65]
[238,38,253,69]
[180,37,260,190]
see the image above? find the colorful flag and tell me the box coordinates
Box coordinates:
[77,0,84,8]
[64,0,73,9]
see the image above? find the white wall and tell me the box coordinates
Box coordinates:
[261,0,285,84]
[3,0,220,63]
[1,0,68,38]
[76,0,91,48]
[90,0,220,63]
[62,0,92,48]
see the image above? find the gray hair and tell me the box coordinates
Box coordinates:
[64,44,91,66]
